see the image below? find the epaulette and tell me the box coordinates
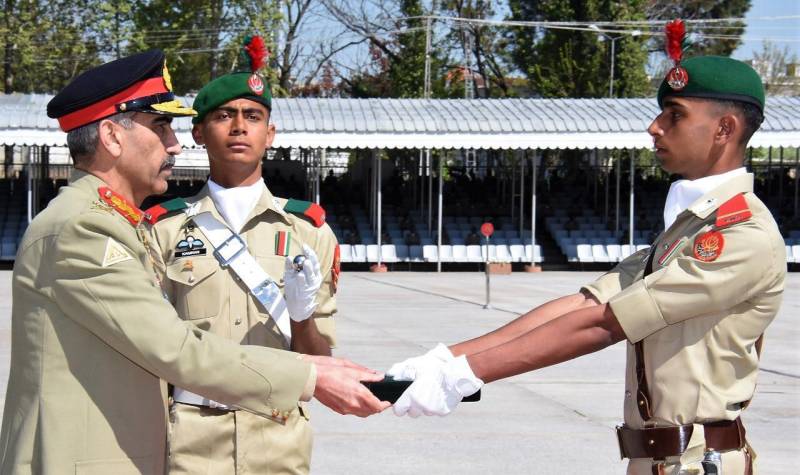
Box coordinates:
[98,186,144,226]
[144,197,189,224]
[715,193,752,229]
[283,199,326,227]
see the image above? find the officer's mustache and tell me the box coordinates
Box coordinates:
[160,155,176,171]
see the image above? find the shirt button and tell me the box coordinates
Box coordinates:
[625,390,631,398]
[235,317,242,325]
[662,243,669,250]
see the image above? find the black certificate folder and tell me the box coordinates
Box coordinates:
[363,376,482,404]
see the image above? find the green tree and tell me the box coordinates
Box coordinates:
[130,0,280,94]
[646,0,751,57]
[2,0,105,93]
[388,0,426,97]
[439,0,514,98]
[508,0,648,98]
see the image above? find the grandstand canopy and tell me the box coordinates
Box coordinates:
[1,94,799,150]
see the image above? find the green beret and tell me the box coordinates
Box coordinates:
[192,72,272,124]
[657,56,765,113]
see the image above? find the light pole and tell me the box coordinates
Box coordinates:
[588,25,641,98]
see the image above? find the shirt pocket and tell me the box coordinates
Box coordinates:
[165,257,222,320]
[255,254,289,287]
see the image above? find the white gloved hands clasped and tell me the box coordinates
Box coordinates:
[386,343,455,381]
[283,244,322,322]
[392,355,483,417]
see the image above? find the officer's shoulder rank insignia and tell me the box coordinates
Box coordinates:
[98,186,144,226]
[144,197,189,224]
[693,230,724,262]
[283,198,326,227]
[102,237,133,267]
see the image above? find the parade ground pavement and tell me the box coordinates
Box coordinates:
[1,270,798,474]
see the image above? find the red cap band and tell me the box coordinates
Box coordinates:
[57,77,169,132]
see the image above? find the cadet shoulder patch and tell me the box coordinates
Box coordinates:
[144,197,189,224]
[715,193,751,229]
[102,237,133,267]
[283,199,326,227]
[693,230,724,262]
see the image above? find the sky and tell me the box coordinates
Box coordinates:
[732,0,800,60]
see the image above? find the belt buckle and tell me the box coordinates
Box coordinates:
[213,233,246,267]
[252,278,281,312]
[615,425,626,460]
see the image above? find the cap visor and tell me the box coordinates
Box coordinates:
[151,99,197,117]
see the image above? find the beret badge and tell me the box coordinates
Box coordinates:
[247,74,264,95]
[665,19,688,91]
[243,35,268,95]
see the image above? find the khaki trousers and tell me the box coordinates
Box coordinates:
[168,402,312,474]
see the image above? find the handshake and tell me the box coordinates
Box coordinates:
[307,343,483,418]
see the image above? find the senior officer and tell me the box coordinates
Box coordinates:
[388,53,785,474]
[147,36,339,474]
[0,50,389,474]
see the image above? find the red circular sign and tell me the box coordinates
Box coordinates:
[480,222,494,237]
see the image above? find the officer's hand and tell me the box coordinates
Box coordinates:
[311,356,391,417]
[393,355,483,417]
[283,244,322,322]
[386,343,454,381]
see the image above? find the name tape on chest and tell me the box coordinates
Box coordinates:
[175,234,207,258]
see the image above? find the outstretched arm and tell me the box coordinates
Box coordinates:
[393,303,626,417]
[388,291,601,381]
[451,291,601,357]
[468,302,625,383]
[303,355,391,416]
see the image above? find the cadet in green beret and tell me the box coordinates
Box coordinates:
[389,20,785,474]
[147,36,361,474]
[0,48,388,474]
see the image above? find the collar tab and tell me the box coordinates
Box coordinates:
[98,186,144,227]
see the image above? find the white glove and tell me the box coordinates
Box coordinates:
[386,343,454,381]
[283,244,322,322]
[393,355,483,417]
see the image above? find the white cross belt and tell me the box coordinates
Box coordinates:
[191,211,291,342]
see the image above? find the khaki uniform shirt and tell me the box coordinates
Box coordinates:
[0,171,312,474]
[583,174,785,471]
[148,183,338,350]
[148,183,338,474]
